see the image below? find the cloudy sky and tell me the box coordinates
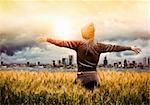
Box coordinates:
[0,0,149,64]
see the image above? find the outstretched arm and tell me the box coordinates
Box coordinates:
[98,43,141,54]
[37,36,81,50]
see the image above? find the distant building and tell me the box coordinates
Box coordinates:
[69,55,73,65]
[27,62,30,66]
[62,58,67,66]
[38,61,40,66]
[114,63,118,68]
[132,60,136,68]
[58,60,61,66]
[1,61,4,66]
[103,56,108,67]
[62,58,66,65]
[138,62,144,69]
[118,61,122,68]
[123,59,128,68]
[143,57,146,67]
[107,64,112,68]
[52,60,56,67]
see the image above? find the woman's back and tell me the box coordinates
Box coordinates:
[76,41,100,72]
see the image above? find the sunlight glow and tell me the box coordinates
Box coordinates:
[53,19,73,40]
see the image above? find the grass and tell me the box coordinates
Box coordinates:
[0,70,149,105]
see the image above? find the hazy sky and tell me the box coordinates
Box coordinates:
[0,0,149,64]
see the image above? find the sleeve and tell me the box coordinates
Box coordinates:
[97,43,131,53]
[47,38,81,50]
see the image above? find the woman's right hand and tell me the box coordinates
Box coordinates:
[131,47,141,54]
[36,36,47,43]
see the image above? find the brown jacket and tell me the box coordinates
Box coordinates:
[47,38,131,72]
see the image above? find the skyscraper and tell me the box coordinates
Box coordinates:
[58,60,61,66]
[118,61,122,68]
[143,57,146,66]
[62,58,67,66]
[132,60,136,68]
[103,56,108,67]
[52,60,56,67]
[124,59,127,68]
[1,61,4,66]
[69,55,73,65]
[38,61,40,66]
[27,62,30,66]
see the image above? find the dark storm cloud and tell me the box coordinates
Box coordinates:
[98,31,150,42]
[0,41,38,56]
[0,31,37,56]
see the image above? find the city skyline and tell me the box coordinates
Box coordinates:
[1,56,149,71]
[1,55,150,67]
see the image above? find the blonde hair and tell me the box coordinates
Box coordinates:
[81,22,95,40]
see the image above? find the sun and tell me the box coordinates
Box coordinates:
[53,19,72,40]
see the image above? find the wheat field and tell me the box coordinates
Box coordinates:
[0,70,149,105]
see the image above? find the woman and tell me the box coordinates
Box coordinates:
[37,22,141,90]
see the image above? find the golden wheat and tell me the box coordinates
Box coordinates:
[0,70,149,105]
